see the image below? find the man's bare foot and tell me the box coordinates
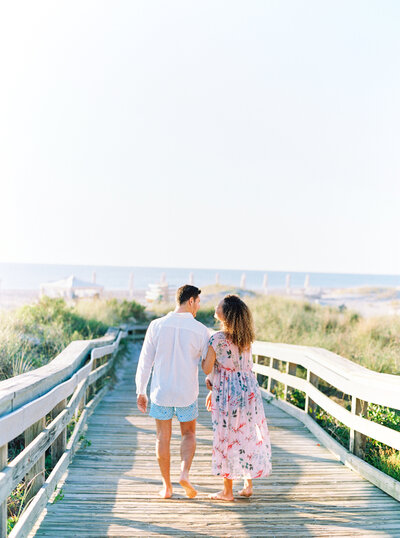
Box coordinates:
[238,485,253,497]
[179,477,197,498]
[159,486,173,499]
[209,490,234,501]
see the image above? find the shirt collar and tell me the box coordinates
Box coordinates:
[167,311,194,318]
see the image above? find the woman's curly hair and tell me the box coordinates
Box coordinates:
[220,295,255,352]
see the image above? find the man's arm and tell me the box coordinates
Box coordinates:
[201,328,214,389]
[201,346,216,375]
[135,322,156,412]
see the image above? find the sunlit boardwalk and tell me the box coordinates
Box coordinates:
[30,345,400,537]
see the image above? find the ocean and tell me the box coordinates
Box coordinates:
[0,263,399,291]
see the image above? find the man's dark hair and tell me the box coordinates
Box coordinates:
[176,284,201,305]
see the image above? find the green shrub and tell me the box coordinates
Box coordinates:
[0,297,147,381]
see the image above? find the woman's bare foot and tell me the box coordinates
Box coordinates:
[159,485,173,498]
[179,477,197,498]
[238,485,253,497]
[209,490,234,501]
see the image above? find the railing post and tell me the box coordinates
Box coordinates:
[268,358,279,394]
[77,390,86,419]
[84,351,96,408]
[253,355,260,385]
[24,417,46,501]
[350,396,368,457]
[51,399,67,467]
[0,443,7,538]
[267,357,272,392]
[97,354,108,391]
[306,369,319,417]
[284,362,297,401]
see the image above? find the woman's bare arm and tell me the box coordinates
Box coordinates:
[201,345,216,375]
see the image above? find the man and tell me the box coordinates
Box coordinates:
[136,284,209,499]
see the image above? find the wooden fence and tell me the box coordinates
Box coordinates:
[252,340,400,502]
[0,324,147,538]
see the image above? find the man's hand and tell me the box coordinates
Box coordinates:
[205,391,212,412]
[137,394,148,413]
[205,378,213,391]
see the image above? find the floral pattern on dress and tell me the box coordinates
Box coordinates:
[209,331,272,480]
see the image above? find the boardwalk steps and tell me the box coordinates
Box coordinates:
[30,343,400,537]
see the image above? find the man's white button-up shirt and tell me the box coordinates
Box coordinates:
[135,312,210,407]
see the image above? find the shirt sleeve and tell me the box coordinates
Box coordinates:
[205,333,217,385]
[209,333,218,351]
[200,327,211,361]
[135,322,156,395]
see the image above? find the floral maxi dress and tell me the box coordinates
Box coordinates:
[209,331,272,480]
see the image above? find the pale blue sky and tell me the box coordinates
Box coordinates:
[1,1,399,274]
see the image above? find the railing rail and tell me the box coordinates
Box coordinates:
[252,340,400,502]
[0,324,147,538]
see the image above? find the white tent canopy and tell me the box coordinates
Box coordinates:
[40,275,104,299]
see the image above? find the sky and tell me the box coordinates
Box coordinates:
[1,1,399,274]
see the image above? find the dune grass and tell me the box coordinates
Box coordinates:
[249,295,400,375]
[151,293,400,374]
[0,296,147,381]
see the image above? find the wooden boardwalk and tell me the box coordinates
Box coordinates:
[31,343,400,537]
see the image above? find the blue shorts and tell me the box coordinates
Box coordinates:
[149,400,198,422]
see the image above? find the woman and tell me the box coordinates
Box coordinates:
[202,295,272,501]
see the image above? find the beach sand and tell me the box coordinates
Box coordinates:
[0,289,146,311]
[318,287,400,317]
[0,287,399,318]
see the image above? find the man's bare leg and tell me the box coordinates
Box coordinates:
[179,419,197,498]
[155,419,173,498]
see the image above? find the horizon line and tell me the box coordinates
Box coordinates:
[0,261,399,278]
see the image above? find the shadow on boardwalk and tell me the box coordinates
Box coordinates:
[31,340,400,537]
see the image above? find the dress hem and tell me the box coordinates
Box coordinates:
[212,470,272,480]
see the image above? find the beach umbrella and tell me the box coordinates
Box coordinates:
[40,275,103,299]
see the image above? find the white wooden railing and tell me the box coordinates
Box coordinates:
[1,326,398,536]
[252,340,400,502]
[0,324,147,538]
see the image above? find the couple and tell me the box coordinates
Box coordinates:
[136,284,272,501]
